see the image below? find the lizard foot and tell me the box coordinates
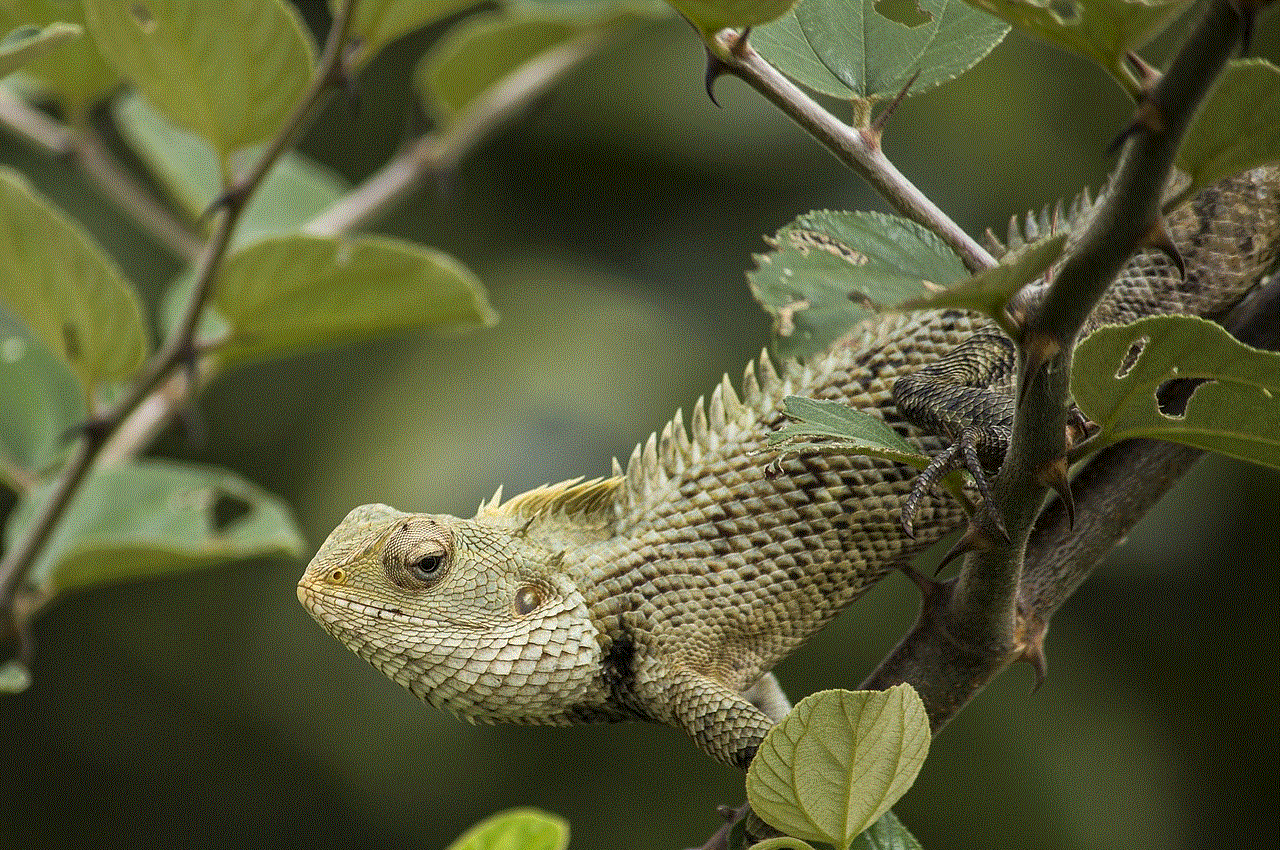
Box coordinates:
[900,423,1008,542]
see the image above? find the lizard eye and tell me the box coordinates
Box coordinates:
[408,553,444,581]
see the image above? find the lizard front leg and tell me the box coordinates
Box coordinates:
[658,667,779,769]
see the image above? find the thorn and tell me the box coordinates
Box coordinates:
[934,525,975,574]
[1107,98,1166,156]
[703,46,729,107]
[1106,118,1142,157]
[1017,330,1061,408]
[869,69,920,138]
[1123,50,1161,89]
[1016,613,1049,692]
[730,26,753,57]
[1039,456,1075,530]
[1143,218,1186,279]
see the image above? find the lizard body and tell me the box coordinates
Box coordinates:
[299,167,1280,768]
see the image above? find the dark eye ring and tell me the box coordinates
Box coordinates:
[409,554,444,581]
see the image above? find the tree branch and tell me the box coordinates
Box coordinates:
[0,0,358,650]
[706,30,996,274]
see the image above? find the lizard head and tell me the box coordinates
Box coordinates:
[297,503,603,724]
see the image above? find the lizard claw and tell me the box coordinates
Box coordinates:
[900,425,1008,542]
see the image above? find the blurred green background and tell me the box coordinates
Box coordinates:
[2,5,1278,849]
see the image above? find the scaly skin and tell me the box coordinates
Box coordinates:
[299,167,1280,768]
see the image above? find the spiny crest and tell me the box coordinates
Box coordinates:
[617,351,784,511]
[983,186,1097,258]
[475,476,624,527]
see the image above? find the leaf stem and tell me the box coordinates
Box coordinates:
[0,0,358,651]
[707,30,996,274]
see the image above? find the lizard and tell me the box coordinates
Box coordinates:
[298,166,1280,770]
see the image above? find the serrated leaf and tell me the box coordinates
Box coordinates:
[747,685,931,848]
[770,397,928,466]
[0,304,84,486]
[332,0,481,68]
[0,21,80,78]
[207,235,495,368]
[849,811,924,850]
[748,210,967,360]
[754,0,1007,101]
[901,231,1066,322]
[961,0,1189,89]
[445,808,569,850]
[667,0,797,35]
[83,0,315,160]
[112,91,348,244]
[4,459,304,625]
[1177,60,1280,197]
[417,12,588,126]
[0,2,119,109]
[0,168,149,390]
[1072,315,1280,468]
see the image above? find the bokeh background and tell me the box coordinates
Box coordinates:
[2,5,1277,849]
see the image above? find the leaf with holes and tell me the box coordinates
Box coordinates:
[0,1,119,109]
[961,0,1189,90]
[445,808,569,850]
[0,21,81,78]
[1073,315,1280,468]
[204,235,495,368]
[754,0,1008,101]
[0,169,148,391]
[1177,60,1280,198]
[747,685,931,848]
[83,0,315,160]
[748,210,966,361]
[3,460,304,627]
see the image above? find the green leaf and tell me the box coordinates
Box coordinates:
[770,396,928,467]
[754,0,1008,100]
[0,168,149,390]
[0,659,32,694]
[900,231,1067,324]
[749,837,818,850]
[445,808,570,850]
[748,210,967,360]
[1072,315,1280,468]
[83,0,316,160]
[747,685,930,849]
[1177,59,1280,197]
[667,0,798,35]
[112,91,348,244]
[849,811,924,850]
[4,459,304,625]
[0,304,84,486]
[332,0,482,68]
[0,2,119,109]
[507,0,672,21]
[206,235,496,368]
[960,0,1189,90]
[0,21,80,78]
[417,12,590,126]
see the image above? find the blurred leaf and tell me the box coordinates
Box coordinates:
[0,168,148,390]
[749,837,817,850]
[0,304,84,486]
[332,0,481,68]
[417,11,589,126]
[507,0,672,20]
[112,91,348,244]
[747,685,931,849]
[4,459,305,625]
[666,0,797,35]
[0,659,32,693]
[1177,59,1280,197]
[850,811,924,850]
[769,396,928,466]
[900,231,1066,322]
[445,808,570,850]
[754,0,1008,100]
[83,0,315,160]
[1073,315,1280,467]
[0,21,80,77]
[960,0,1189,89]
[0,1,118,109]
[748,210,966,360]
[207,235,496,368]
